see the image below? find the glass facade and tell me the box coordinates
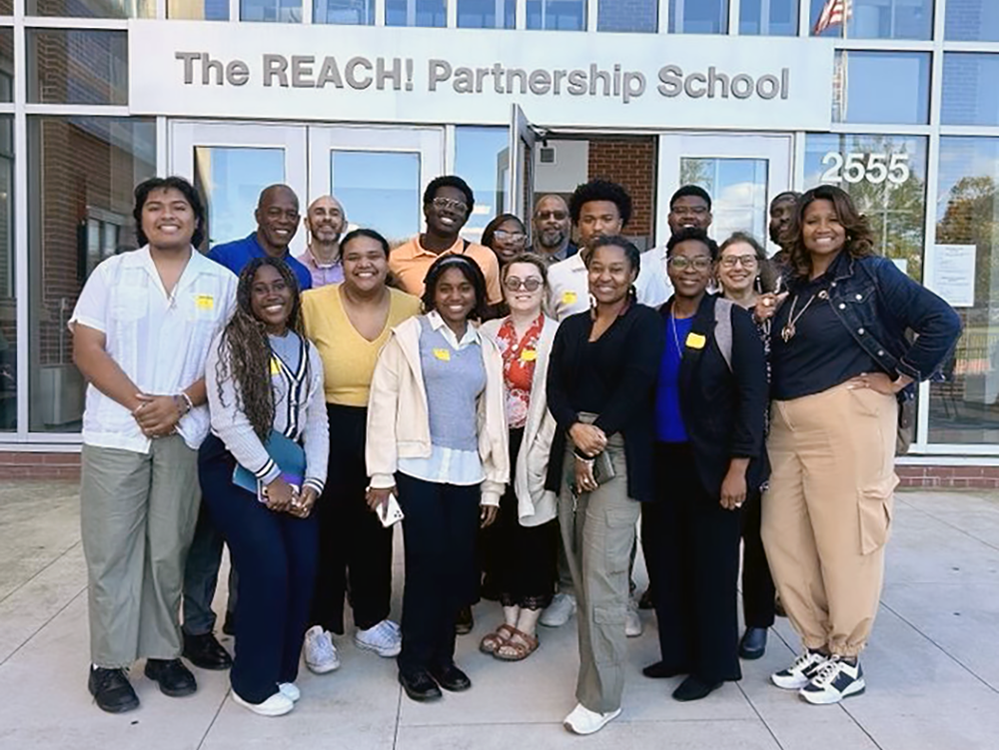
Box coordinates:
[740,0,798,35]
[169,0,230,19]
[27,0,155,18]
[598,0,656,32]
[27,30,128,106]
[386,0,446,26]
[810,0,933,39]
[454,126,508,244]
[0,115,11,432]
[942,54,999,127]
[241,0,302,22]
[832,51,930,125]
[314,0,375,23]
[670,0,728,34]
[946,0,999,42]
[526,0,585,30]
[458,0,515,28]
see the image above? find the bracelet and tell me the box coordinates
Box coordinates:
[173,393,192,418]
[180,391,195,412]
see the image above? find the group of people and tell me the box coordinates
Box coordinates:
[71,168,962,735]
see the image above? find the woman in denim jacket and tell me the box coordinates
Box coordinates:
[757,185,961,706]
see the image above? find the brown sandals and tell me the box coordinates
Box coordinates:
[479,623,517,654]
[494,627,539,661]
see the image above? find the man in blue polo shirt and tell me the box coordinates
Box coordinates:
[207,184,313,291]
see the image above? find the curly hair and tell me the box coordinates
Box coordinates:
[667,226,719,261]
[215,257,304,441]
[421,254,491,321]
[423,175,475,214]
[784,185,875,278]
[568,179,633,227]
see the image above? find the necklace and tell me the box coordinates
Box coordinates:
[670,313,683,355]
[781,289,828,343]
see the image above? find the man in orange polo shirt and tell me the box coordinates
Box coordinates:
[389,175,503,307]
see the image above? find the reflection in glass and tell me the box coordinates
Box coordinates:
[598,0,656,32]
[526,0,585,30]
[386,0,446,26]
[931,137,999,444]
[27,0,154,17]
[458,0,514,27]
[832,51,929,125]
[740,0,797,35]
[680,158,768,244]
[804,133,927,280]
[330,151,420,244]
[669,0,728,34]
[168,0,229,19]
[0,0,11,13]
[241,0,301,21]
[194,148,285,252]
[314,0,374,23]
[810,0,931,39]
[28,30,128,106]
[946,0,999,42]
[0,29,12,103]
[28,117,156,433]
[0,116,12,431]
[454,127,508,245]
[942,54,999,127]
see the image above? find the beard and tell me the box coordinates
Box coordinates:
[537,228,565,249]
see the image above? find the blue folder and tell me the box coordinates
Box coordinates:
[232,431,306,496]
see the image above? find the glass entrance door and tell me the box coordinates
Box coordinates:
[657,134,793,252]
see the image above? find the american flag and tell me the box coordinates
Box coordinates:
[813,0,852,35]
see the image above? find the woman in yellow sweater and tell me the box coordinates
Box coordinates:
[300,229,421,674]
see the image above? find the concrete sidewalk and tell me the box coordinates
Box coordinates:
[1,480,998,749]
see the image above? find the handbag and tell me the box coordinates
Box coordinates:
[232,430,306,500]
[568,448,616,494]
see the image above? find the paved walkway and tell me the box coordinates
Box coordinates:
[1,480,998,749]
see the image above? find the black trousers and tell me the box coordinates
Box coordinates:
[647,442,742,684]
[741,489,776,629]
[310,404,393,634]
[199,436,318,704]
[396,473,480,675]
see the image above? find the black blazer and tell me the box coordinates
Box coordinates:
[660,294,769,499]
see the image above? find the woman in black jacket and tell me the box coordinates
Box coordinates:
[643,227,768,702]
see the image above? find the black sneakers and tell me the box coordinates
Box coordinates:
[88,666,140,714]
[144,658,198,697]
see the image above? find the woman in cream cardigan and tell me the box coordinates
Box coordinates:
[479,254,559,662]
[366,254,509,703]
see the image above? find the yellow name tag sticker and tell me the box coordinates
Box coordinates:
[195,294,214,310]
[433,348,451,362]
[270,357,281,375]
[685,332,707,350]
[561,291,578,306]
[520,349,538,362]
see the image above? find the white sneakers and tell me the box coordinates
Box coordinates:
[772,650,866,705]
[303,625,341,674]
[563,703,622,735]
[278,682,301,702]
[771,649,830,690]
[540,593,577,628]
[232,689,294,717]
[625,597,643,638]
[354,619,402,657]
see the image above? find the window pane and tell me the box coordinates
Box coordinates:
[0,29,12,104]
[194,148,285,251]
[0,116,12,432]
[598,0,656,32]
[810,0,932,39]
[832,51,929,125]
[0,0,11,14]
[314,0,374,23]
[28,30,128,106]
[241,0,301,22]
[386,0,446,26]
[458,0,514,27]
[168,0,230,19]
[740,0,798,35]
[330,151,420,243]
[946,0,999,41]
[932,137,999,444]
[805,133,928,280]
[526,0,585,30]
[679,157,769,243]
[669,0,728,33]
[942,54,999,127]
[454,126,508,244]
[27,0,154,17]
[28,117,156,433]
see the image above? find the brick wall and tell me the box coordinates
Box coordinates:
[586,137,657,245]
[896,465,999,490]
[0,451,81,479]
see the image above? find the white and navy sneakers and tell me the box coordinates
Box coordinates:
[772,649,830,690]
[799,657,865,705]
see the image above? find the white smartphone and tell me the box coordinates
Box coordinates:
[377,494,405,528]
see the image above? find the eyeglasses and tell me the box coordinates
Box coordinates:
[494,230,527,243]
[719,254,759,269]
[535,210,568,221]
[504,276,543,292]
[431,197,469,214]
[667,256,713,271]
[671,206,709,217]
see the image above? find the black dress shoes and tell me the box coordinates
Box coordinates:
[455,606,474,635]
[399,670,443,702]
[672,675,722,702]
[739,627,768,660]
[429,663,472,692]
[144,658,198,697]
[183,632,233,670]
[222,611,237,636]
[89,667,140,714]
[642,661,689,679]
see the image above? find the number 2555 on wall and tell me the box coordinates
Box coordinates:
[820,153,911,186]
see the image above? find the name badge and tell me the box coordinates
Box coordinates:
[561,291,578,306]
[520,349,538,362]
[685,332,707,350]
[270,357,281,375]
[433,348,451,362]
[195,294,214,310]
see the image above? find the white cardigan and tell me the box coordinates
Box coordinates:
[481,315,559,527]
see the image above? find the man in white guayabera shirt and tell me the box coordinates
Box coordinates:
[70,176,237,714]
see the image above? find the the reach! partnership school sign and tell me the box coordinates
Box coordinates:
[128,20,834,131]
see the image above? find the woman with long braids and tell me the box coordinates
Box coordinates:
[200,256,329,717]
